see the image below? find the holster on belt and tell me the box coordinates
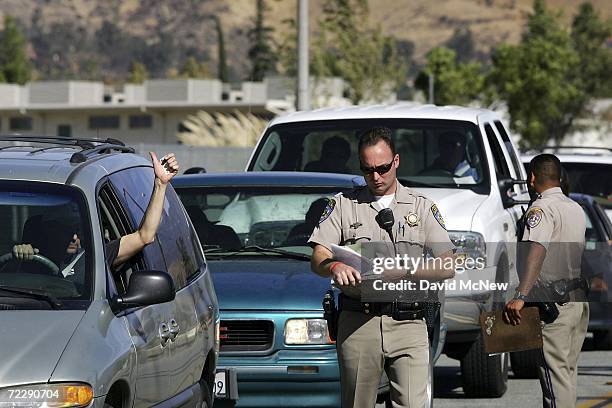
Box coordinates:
[322,290,338,341]
[530,277,588,324]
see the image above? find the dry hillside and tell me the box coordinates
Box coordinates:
[0,0,609,81]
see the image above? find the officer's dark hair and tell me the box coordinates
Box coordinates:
[358,127,396,155]
[529,154,562,185]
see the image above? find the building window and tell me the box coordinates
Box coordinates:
[57,124,72,138]
[10,117,33,131]
[89,115,119,129]
[129,114,153,129]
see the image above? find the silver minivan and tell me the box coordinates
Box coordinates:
[0,136,219,408]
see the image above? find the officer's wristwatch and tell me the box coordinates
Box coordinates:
[513,289,528,302]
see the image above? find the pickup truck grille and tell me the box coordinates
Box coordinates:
[220,320,274,352]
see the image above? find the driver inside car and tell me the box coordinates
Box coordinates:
[421,131,480,182]
[11,215,83,276]
[12,151,180,276]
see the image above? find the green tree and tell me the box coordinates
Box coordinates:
[127,61,148,83]
[276,17,297,77]
[571,2,612,98]
[212,16,228,82]
[488,0,583,148]
[0,16,31,84]
[414,47,484,106]
[180,56,210,78]
[312,0,407,103]
[248,0,277,81]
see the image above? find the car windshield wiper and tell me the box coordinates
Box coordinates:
[398,178,458,188]
[0,285,63,309]
[210,245,311,261]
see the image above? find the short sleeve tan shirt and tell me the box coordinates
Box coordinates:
[522,187,586,283]
[308,182,455,258]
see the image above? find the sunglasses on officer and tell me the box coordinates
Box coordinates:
[360,159,395,175]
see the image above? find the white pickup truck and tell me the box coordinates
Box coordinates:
[246,104,531,397]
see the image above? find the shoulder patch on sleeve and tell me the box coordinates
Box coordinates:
[318,198,336,224]
[526,207,543,228]
[430,204,446,230]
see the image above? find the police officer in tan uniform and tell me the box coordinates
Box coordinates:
[309,127,455,408]
[505,154,588,408]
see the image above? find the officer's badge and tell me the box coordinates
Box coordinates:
[526,207,543,228]
[431,204,446,230]
[318,198,336,224]
[405,212,420,227]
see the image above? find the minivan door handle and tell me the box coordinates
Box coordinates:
[168,318,180,341]
[159,322,171,347]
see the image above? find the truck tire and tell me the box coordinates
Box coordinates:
[510,349,541,378]
[460,333,508,397]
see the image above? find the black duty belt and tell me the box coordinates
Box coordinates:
[340,294,425,320]
[550,278,588,296]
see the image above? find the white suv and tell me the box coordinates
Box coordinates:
[246,104,531,397]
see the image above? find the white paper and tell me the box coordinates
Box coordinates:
[330,244,376,297]
[331,244,370,272]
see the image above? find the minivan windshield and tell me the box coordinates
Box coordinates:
[249,119,489,192]
[176,186,350,259]
[0,182,92,309]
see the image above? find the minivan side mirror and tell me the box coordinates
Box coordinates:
[113,270,175,310]
[498,178,530,208]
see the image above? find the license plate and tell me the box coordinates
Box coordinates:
[213,370,227,398]
[213,368,237,399]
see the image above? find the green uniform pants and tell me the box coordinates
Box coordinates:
[538,302,589,408]
[337,310,430,408]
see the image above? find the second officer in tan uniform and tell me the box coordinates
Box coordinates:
[505,154,588,408]
[309,127,455,408]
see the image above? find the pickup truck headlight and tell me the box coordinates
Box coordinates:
[0,383,94,407]
[285,318,332,345]
[448,231,487,267]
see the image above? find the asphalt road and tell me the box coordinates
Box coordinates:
[430,336,612,408]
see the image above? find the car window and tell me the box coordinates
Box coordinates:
[0,181,92,309]
[582,206,595,235]
[563,163,612,204]
[157,187,204,288]
[582,205,603,250]
[98,182,147,295]
[249,119,489,193]
[107,167,167,274]
[108,167,202,290]
[593,202,612,239]
[494,121,523,178]
[176,186,345,258]
[494,121,527,193]
[484,123,511,179]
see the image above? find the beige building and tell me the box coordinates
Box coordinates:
[0,79,275,144]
